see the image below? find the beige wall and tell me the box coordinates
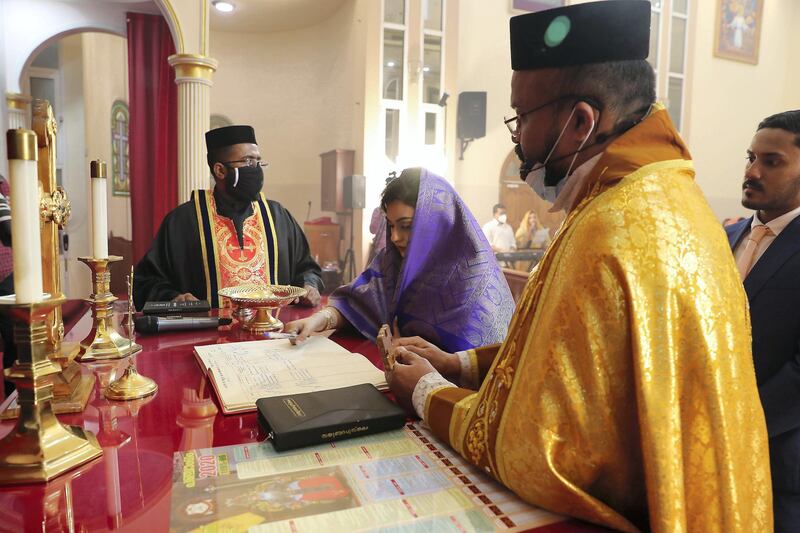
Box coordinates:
[58,34,90,298]
[450,1,800,226]
[210,0,366,225]
[81,32,131,241]
[451,1,513,225]
[786,1,800,109]
[688,0,800,220]
[210,0,370,274]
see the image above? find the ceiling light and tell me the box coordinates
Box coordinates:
[422,66,430,72]
[213,1,235,13]
[387,61,395,67]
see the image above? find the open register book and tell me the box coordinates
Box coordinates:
[194,337,388,414]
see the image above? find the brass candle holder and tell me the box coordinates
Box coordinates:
[0,294,102,484]
[76,256,141,361]
[104,266,157,401]
[104,363,158,401]
[0,119,93,419]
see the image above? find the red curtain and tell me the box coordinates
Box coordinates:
[127,12,178,263]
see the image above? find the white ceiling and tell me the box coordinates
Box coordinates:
[209,0,349,33]
[50,0,348,34]
[55,0,160,13]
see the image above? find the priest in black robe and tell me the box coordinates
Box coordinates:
[133,125,322,310]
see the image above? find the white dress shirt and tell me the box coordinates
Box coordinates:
[482,219,516,251]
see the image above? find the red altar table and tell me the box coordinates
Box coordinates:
[0,302,611,533]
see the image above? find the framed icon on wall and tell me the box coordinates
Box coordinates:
[714,0,763,64]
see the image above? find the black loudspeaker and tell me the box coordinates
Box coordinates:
[457,91,487,139]
[343,175,366,210]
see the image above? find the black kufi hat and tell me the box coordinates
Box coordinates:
[205,125,257,153]
[510,0,651,71]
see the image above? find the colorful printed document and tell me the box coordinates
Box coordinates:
[170,424,563,532]
[193,337,388,414]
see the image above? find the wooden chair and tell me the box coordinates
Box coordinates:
[108,232,133,296]
[502,268,529,303]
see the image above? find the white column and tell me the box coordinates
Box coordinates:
[6,93,31,130]
[168,54,218,203]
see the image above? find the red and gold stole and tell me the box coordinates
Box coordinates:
[192,190,279,308]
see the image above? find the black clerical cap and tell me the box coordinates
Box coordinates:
[205,125,258,153]
[510,0,651,71]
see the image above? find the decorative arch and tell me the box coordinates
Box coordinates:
[5,0,184,95]
[19,28,125,92]
[151,0,186,54]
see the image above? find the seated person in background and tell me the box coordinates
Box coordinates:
[514,209,550,249]
[481,203,516,252]
[133,125,322,310]
[285,168,514,353]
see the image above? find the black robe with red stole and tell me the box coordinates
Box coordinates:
[133,188,322,309]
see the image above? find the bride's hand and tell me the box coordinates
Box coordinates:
[284,313,328,344]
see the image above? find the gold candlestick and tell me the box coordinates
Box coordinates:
[76,256,141,361]
[104,267,157,401]
[0,294,102,484]
[0,118,93,419]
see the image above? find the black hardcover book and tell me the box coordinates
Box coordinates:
[256,384,406,451]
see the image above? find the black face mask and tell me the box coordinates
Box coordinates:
[515,144,534,180]
[224,165,264,203]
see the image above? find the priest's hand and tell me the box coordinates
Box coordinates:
[387,350,437,414]
[172,293,199,302]
[393,337,459,382]
[298,285,321,307]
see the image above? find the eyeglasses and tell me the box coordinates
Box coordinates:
[222,157,269,169]
[503,95,601,134]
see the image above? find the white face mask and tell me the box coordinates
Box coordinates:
[497,214,508,224]
[523,107,596,202]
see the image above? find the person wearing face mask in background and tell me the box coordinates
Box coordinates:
[133,125,322,309]
[384,1,771,531]
[481,203,516,253]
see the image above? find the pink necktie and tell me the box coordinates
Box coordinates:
[736,225,773,280]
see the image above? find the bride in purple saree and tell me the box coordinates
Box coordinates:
[285,168,514,353]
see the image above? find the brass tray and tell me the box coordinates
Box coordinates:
[218,284,307,333]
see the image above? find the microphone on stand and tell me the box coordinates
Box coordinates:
[305,200,312,222]
[134,315,232,334]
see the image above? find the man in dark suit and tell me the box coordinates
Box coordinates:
[727,110,800,532]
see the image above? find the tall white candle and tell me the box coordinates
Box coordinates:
[90,160,108,259]
[7,129,44,303]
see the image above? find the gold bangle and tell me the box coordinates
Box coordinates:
[321,307,337,330]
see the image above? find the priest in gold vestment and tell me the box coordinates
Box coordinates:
[387,2,772,531]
